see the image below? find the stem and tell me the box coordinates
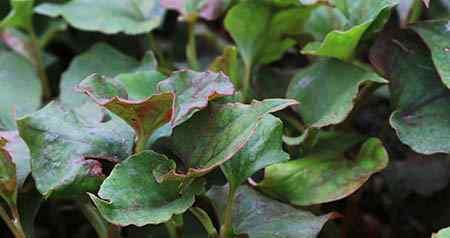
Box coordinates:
[219,186,237,238]
[241,63,252,103]
[189,207,218,238]
[78,200,122,238]
[186,20,199,71]
[0,205,26,238]
[164,216,183,238]
[134,135,147,154]
[28,28,51,105]
[148,33,170,74]
[278,111,306,133]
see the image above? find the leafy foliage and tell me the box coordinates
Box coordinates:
[0,0,449,238]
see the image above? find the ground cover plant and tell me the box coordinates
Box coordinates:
[0,0,449,237]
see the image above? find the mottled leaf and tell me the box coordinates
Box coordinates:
[207,185,336,238]
[17,102,134,197]
[370,31,450,154]
[286,59,386,128]
[433,227,450,238]
[221,115,289,190]
[412,20,450,88]
[89,150,204,226]
[259,137,388,206]
[0,137,17,205]
[302,0,399,60]
[0,131,30,188]
[0,49,41,130]
[35,0,165,34]
[79,74,174,152]
[157,70,235,127]
[162,99,297,180]
[0,0,34,30]
[60,43,154,108]
[224,1,311,67]
[161,0,227,20]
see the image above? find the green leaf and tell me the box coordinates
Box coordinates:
[0,131,30,189]
[224,1,311,67]
[0,0,34,30]
[286,59,387,128]
[433,227,450,238]
[0,137,17,205]
[412,20,450,88]
[35,0,165,35]
[79,74,174,152]
[302,0,399,60]
[161,99,297,180]
[221,115,289,190]
[207,185,336,238]
[17,102,134,197]
[0,49,41,130]
[259,136,388,206]
[60,43,155,108]
[89,150,205,226]
[370,31,450,154]
[157,70,235,127]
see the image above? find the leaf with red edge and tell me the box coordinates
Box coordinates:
[157,70,235,127]
[157,99,298,181]
[79,74,174,151]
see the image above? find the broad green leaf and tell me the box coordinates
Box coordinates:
[35,0,165,35]
[161,99,297,180]
[370,31,450,154]
[0,131,30,188]
[286,59,387,128]
[60,43,155,108]
[0,49,41,130]
[0,0,34,30]
[433,227,450,238]
[157,70,235,127]
[224,1,311,67]
[115,71,165,100]
[89,150,205,226]
[207,185,336,238]
[79,74,174,152]
[17,102,134,197]
[259,136,388,206]
[412,20,450,88]
[302,0,399,60]
[161,0,227,20]
[221,115,289,190]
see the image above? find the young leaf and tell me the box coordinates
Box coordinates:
[224,1,311,67]
[0,131,30,189]
[286,59,387,128]
[89,150,205,227]
[79,74,174,152]
[35,0,165,35]
[433,227,450,238]
[412,20,450,88]
[302,0,399,60]
[0,50,41,130]
[60,43,155,108]
[221,115,289,190]
[17,102,134,197]
[258,137,388,206]
[370,31,450,154]
[161,99,297,180]
[207,185,337,238]
[161,0,226,20]
[157,70,235,127]
[0,0,34,30]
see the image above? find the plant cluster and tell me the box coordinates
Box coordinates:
[0,0,449,238]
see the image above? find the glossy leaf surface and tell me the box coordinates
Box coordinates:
[35,0,165,34]
[90,151,204,226]
[286,59,387,128]
[17,102,134,197]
